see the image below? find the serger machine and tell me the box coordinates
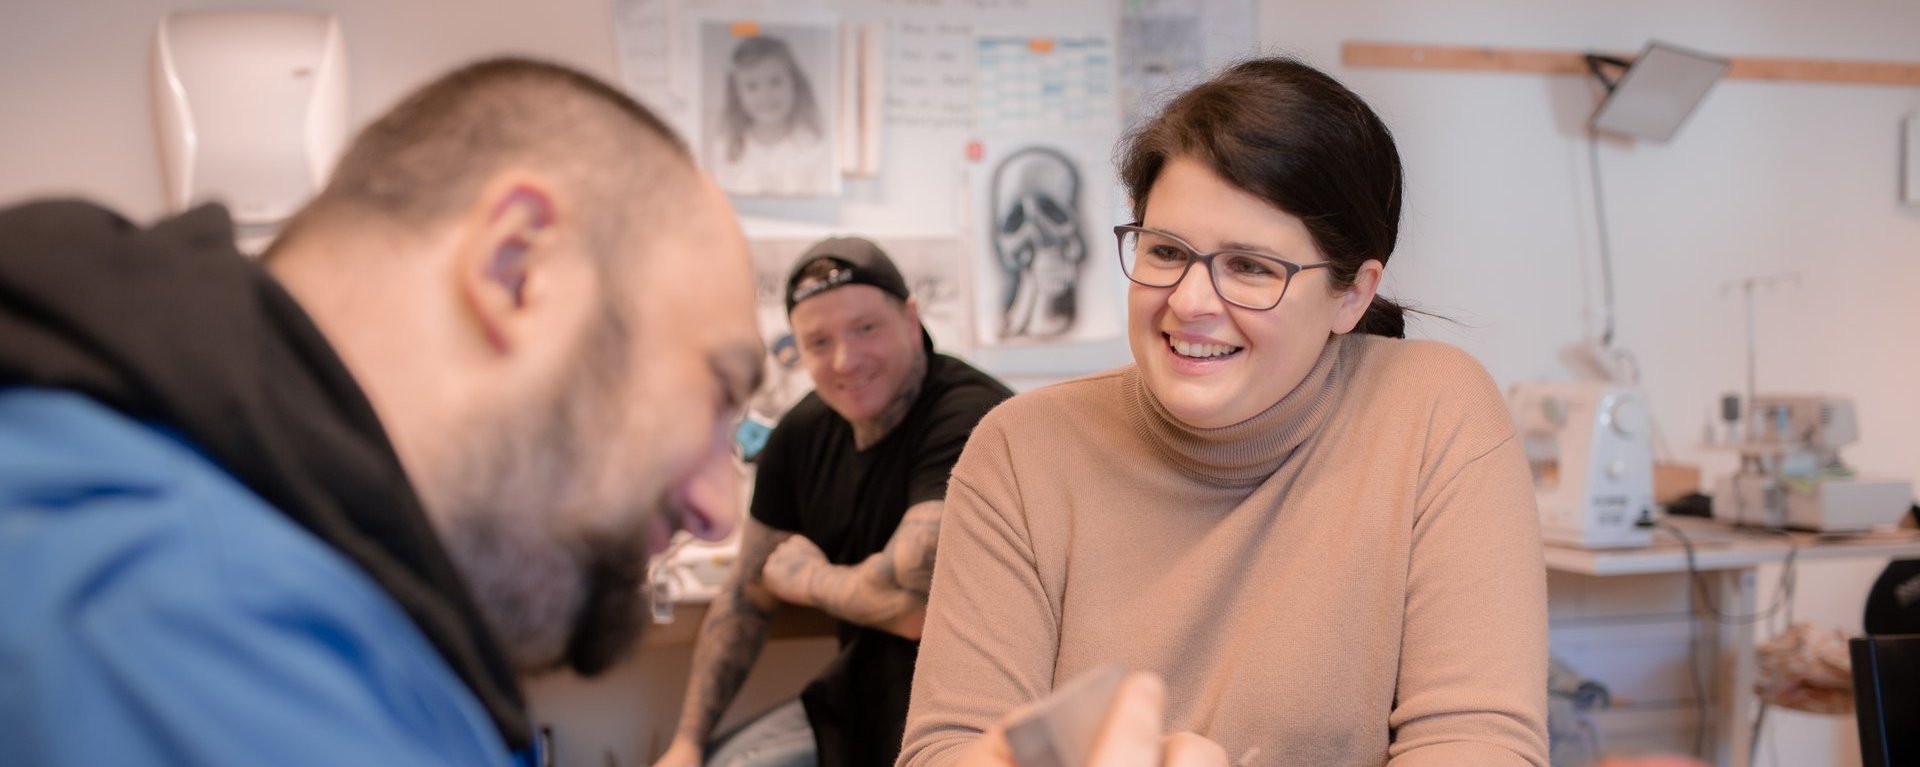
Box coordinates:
[1712,395,1912,532]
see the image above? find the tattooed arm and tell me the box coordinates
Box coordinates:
[882,500,941,593]
[653,518,791,767]
[763,500,941,640]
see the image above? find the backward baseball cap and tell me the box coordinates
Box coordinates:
[784,235,934,350]
[784,236,911,313]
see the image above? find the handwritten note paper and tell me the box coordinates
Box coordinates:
[612,0,675,99]
[885,19,975,129]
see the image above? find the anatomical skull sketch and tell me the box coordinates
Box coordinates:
[990,146,1087,340]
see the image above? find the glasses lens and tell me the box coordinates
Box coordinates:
[1214,253,1291,310]
[1119,229,1191,287]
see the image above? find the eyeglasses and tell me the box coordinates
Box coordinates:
[1113,225,1331,312]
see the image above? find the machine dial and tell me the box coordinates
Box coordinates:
[1603,394,1646,438]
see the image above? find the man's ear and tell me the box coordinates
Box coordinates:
[457,175,560,354]
[1330,259,1385,335]
[902,295,922,327]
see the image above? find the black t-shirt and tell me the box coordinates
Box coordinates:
[751,350,1011,767]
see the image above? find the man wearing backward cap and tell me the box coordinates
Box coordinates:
[657,237,1012,767]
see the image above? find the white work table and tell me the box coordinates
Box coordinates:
[1545,517,1920,576]
[1543,517,1920,767]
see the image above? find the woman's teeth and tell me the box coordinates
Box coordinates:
[1170,338,1241,359]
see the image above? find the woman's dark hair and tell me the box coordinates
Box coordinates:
[1119,57,1408,338]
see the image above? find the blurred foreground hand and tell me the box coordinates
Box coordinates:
[954,672,1228,767]
[1595,757,1708,767]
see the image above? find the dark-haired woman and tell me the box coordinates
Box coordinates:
[898,58,1549,767]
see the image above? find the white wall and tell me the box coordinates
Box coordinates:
[1270,2,1920,764]
[4,1,1917,765]
[1270,0,1920,480]
[0,0,623,219]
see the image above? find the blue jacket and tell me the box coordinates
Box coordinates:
[0,387,531,766]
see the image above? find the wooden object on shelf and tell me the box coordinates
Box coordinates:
[1342,41,1920,87]
[1654,461,1702,506]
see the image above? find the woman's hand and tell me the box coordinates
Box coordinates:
[1593,758,1706,767]
[954,672,1228,767]
[647,736,704,767]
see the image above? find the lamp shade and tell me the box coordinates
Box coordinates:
[1591,41,1728,143]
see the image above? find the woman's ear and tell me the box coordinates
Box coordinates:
[1330,259,1385,334]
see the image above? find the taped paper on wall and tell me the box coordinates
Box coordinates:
[968,135,1120,347]
[697,16,843,198]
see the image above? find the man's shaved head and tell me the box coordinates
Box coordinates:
[261,57,764,676]
[273,57,694,265]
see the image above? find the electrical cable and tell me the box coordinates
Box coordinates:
[1657,520,1802,760]
[1588,126,1617,348]
[1681,572,1710,757]
[1577,712,1604,765]
[1660,521,1801,626]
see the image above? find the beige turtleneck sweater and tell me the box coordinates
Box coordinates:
[898,334,1548,767]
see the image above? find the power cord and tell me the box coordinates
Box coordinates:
[1654,520,1801,758]
[1658,521,1800,625]
[1587,121,1618,348]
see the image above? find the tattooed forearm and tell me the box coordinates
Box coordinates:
[677,581,771,740]
[885,501,942,594]
[803,558,927,630]
[786,500,942,638]
[674,521,785,743]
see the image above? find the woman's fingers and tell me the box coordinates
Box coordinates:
[1160,732,1228,767]
[1087,672,1168,767]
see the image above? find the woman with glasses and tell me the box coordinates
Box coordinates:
[898,58,1549,767]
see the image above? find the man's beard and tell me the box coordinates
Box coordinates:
[439,506,655,676]
[434,303,660,676]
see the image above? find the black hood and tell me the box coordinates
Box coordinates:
[0,200,531,749]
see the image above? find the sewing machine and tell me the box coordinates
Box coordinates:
[1510,382,1657,548]
[1711,395,1913,532]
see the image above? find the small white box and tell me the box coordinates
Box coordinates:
[1793,476,1914,532]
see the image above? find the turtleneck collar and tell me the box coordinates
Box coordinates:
[1122,333,1355,488]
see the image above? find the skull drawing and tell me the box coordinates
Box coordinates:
[991,146,1087,339]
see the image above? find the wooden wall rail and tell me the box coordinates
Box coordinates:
[1342,41,1920,87]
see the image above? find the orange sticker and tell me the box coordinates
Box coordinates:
[1028,38,1054,54]
[965,140,985,162]
[730,21,760,37]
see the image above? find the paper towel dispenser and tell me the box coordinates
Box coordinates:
[152,11,348,230]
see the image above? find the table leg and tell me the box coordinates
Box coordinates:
[1707,568,1759,767]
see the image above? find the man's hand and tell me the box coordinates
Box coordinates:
[952,672,1228,767]
[649,736,704,767]
[763,535,829,607]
